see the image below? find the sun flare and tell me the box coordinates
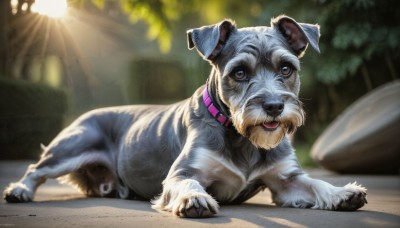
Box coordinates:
[32,0,68,18]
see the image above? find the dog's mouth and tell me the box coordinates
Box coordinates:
[261,121,280,131]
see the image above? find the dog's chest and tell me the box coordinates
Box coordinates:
[191,148,267,203]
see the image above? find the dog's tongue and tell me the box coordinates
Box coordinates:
[263,121,279,130]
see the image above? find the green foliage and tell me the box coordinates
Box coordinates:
[0,78,68,116]
[315,53,363,84]
[316,0,400,84]
[332,24,372,49]
[0,77,68,159]
[117,0,197,52]
[121,0,172,52]
[71,0,190,52]
[42,0,400,85]
[91,0,106,9]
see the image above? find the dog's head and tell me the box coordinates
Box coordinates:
[188,15,320,150]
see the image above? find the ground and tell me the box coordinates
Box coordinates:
[0,161,399,227]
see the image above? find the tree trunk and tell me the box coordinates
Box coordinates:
[0,0,11,76]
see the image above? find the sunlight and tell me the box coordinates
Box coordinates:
[31,0,68,18]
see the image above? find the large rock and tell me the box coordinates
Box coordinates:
[311,80,400,174]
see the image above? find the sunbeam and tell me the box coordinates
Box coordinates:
[31,0,68,19]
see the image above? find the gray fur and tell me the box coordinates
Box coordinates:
[3,15,367,218]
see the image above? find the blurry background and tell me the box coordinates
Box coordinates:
[0,0,399,167]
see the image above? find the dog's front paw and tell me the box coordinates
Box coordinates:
[173,192,219,218]
[334,182,367,211]
[3,182,34,203]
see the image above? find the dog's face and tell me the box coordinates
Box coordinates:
[188,16,320,149]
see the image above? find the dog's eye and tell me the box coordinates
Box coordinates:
[280,63,293,77]
[232,68,248,81]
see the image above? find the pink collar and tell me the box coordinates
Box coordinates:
[202,84,231,127]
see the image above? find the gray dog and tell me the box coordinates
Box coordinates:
[4,15,367,218]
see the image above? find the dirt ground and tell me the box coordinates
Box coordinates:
[0,161,399,228]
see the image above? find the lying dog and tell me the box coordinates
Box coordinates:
[3,15,367,218]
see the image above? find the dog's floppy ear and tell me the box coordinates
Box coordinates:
[187,19,235,60]
[272,15,320,57]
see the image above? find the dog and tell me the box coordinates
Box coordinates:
[3,15,367,218]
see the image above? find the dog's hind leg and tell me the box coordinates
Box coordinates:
[3,119,115,203]
[263,154,367,211]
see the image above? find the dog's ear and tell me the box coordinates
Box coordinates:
[187,19,235,60]
[272,15,320,57]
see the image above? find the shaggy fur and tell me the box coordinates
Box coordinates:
[3,16,367,218]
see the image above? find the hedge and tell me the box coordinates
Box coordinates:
[0,77,68,159]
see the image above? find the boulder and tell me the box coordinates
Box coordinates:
[311,80,400,174]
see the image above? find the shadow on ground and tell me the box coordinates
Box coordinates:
[0,161,399,227]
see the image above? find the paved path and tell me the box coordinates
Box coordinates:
[0,161,399,227]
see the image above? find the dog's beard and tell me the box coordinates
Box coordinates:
[247,125,286,150]
[231,104,304,150]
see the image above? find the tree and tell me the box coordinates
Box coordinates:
[0,0,11,76]
[315,0,399,86]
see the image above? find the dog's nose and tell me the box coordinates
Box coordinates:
[263,101,284,117]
